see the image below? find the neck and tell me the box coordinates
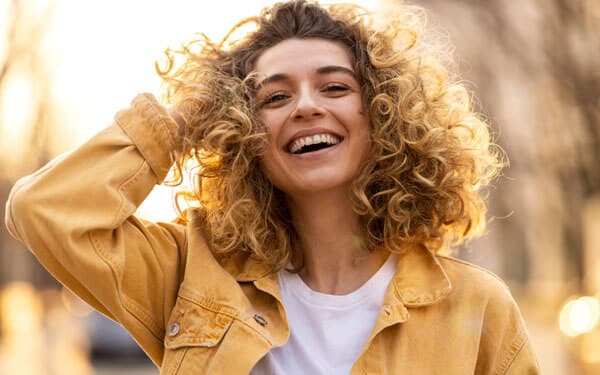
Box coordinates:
[286,187,389,295]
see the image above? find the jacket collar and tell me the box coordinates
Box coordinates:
[225,253,273,282]
[389,244,452,307]
[229,244,452,308]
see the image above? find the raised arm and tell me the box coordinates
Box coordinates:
[4,93,186,365]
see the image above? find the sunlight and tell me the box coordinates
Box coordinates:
[0,282,45,374]
[0,72,33,165]
[0,283,93,375]
[1,0,381,221]
[559,296,600,337]
[46,0,381,144]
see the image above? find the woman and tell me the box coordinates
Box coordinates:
[5,0,539,373]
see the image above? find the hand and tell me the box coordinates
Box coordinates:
[168,107,186,132]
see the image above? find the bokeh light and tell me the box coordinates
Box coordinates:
[0,282,45,374]
[2,0,599,374]
[559,296,600,337]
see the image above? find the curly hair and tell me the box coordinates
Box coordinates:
[157,0,502,270]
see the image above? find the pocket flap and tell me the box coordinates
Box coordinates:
[165,295,234,349]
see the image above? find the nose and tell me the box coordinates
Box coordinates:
[291,87,324,120]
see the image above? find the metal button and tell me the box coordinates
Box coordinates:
[401,288,417,303]
[167,322,181,337]
[254,314,267,326]
[383,306,392,316]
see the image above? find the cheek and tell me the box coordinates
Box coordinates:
[259,110,286,136]
[354,117,372,162]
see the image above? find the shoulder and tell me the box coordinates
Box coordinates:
[435,255,539,373]
[436,254,505,283]
[434,255,527,351]
[435,255,517,308]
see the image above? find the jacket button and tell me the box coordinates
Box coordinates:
[167,322,181,337]
[254,314,267,326]
[383,306,392,316]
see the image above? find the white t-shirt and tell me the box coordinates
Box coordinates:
[251,254,398,375]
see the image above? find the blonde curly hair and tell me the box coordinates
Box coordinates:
[157,0,502,270]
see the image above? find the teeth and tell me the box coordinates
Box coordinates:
[288,133,341,154]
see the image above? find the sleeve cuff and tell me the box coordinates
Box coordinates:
[115,93,179,182]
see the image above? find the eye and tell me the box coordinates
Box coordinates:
[323,83,350,95]
[261,92,290,107]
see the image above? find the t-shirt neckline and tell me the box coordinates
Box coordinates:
[279,253,398,309]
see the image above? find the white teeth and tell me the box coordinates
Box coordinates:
[288,133,341,154]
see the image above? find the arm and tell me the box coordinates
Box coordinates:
[475,277,541,375]
[4,94,186,365]
[503,336,539,375]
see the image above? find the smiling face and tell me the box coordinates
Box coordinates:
[255,38,370,198]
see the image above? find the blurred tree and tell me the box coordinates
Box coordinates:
[419,0,600,293]
[0,0,58,286]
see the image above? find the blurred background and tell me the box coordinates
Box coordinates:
[0,0,598,373]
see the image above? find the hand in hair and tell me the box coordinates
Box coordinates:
[168,107,186,132]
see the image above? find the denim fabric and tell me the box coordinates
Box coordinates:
[5,94,540,374]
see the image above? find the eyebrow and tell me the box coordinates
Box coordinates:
[316,65,357,79]
[256,65,358,89]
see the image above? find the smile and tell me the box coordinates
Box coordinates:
[288,133,342,154]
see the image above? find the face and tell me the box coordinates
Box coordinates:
[255,38,370,198]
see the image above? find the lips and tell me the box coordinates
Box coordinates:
[288,133,342,154]
[285,127,344,155]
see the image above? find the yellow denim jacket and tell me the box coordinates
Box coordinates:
[5,94,540,374]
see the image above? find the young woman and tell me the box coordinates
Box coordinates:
[5,1,539,373]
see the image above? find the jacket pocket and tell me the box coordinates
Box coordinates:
[161,294,235,374]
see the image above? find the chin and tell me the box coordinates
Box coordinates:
[283,177,355,197]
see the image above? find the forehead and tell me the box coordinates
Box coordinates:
[254,38,353,78]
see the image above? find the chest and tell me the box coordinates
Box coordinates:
[158,284,480,375]
[251,275,386,374]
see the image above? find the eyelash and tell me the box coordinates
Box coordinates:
[324,84,349,92]
[260,83,351,106]
[262,93,290,105]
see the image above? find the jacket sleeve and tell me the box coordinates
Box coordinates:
[476,276,541,375]
[4,93,186,366]
[503,336,540,375]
